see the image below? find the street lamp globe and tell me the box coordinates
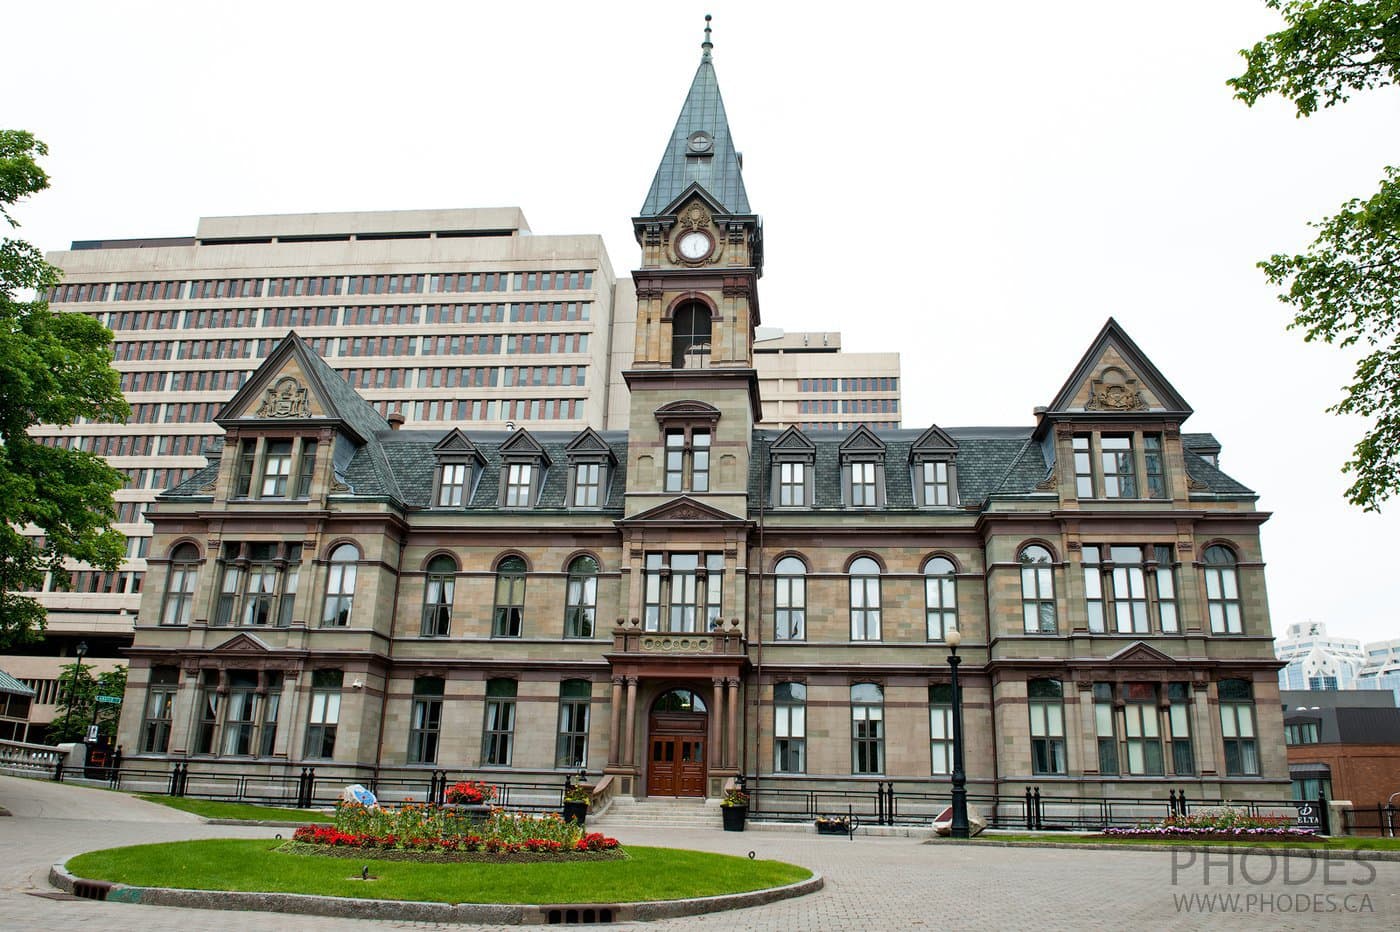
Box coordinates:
[946,628,962,649]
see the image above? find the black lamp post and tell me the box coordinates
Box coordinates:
[946,628,969,839]
[61,640,88,742]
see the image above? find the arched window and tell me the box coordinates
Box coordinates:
[774,556,807,641]
[1019,545,1056,634]
[671,303,712,369]
[924,556,957,641]
[653,688,707,713]
[421,554,457,637]
[849,557,882,641]
[1203,545,1242,634]
[492,556,526,638]
[321,544,359,627]
[161,543,200,626]
[851,683,885,774]
[564,555,599,639]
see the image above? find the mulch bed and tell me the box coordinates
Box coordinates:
[277,841,628,864]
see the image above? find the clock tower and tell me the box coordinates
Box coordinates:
[624,15,764,518]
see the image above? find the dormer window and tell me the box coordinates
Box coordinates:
[505,463,535,506]
[838,425,887,508]
[232,436,319,500]
[564,427,616,509]
[1071,431,1167,500]
[261,441,293,496]
[431,428,484,509]
[438,463,469,506]
[496,428,549,508]
[573,463,603,506]
[910,425,959,508]
[920,462,951,505]
[769,426,815,507]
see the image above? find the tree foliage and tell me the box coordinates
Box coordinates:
[1231,3,1400,510]
[0,130,129,644]
[50,661,127,744]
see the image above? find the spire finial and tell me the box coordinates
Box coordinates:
[702,13,713,61]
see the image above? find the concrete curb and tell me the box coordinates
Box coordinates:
[928,839,1400,861]
[50,860,823,925]
[204,818,314,828]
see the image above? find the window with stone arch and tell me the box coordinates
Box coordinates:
[161,542,200,626]
[1019,544,1056,634]
[849,556,882,641]
[492,555,527,638]
[421,554,457,637]
[671,301,712,369]
[923,555,957,641]
[774,556,807,641]
[321,543,359,627]
[1203,544,1243,634]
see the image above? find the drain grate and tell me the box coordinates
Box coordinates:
[71,880,111,901]
[542,905,624,924]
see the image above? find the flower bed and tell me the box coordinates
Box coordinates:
[1101,806,1317,841]
[290,803,622,860]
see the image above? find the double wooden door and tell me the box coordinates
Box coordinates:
[647,734,706,796]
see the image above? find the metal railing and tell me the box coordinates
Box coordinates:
[1341,804,1399,838]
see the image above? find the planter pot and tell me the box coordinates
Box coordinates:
[721,805,747,832]
[562,800,589,826]
[442,803,491,821]
[816,821,850,835]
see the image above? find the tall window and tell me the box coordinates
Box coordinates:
[929,683,954,775]
[1083,545,1177,634]
[1143,433,1166,498]
[219,671,257,756]
[1101,436,1136,497]
[1204,545,1243,634]
[1219,678,1259,776]
[421,554,456,637]
[1019,545,1056,634]
[921,460,951,506]
[160,543,199,626]
[849,461,878,506]
[671,303,712,368]
[564,555,598,638]
[779,461,806,506]
[259,672,282,757]
[505,463,534,506]
[692,432,710,491]
[1167,682,1195,775]
[194,670,219,754]
[213,543,301,627]
[304,669,342,759]
[294,439,318,498]
[555,679,590,768]
[1093,683,1118,775]
[261,440,293,497]
[407,677,444,764]
[141,666,179,753]
[321,544,358,627]
[664,430,710,492]
[482,678,517,766]
[1073,435,1094,498]
[924,556,957,641]
[1121,682,1164,775]
[1028,678,1066,774]
[573,462,602,506]
[774,557,806,640]
[849,557,882,641]
[438,462,469,506]
[774,682,806,773]
[492,556,527,637]
[643,552,723,632]
[851,683,885,774]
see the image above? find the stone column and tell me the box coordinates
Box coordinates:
[623,677,638,767]
[1193,681,1219,776]
[608,677,624,765]
[711,678,725,768]
[726,678,740,770]
[1076,681,1098,774]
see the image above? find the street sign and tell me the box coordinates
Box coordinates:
[95,695,122,704]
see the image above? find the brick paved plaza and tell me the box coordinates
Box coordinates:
[1,775,1396,930]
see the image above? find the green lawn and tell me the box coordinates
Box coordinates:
[974,833,1400,851]
[136,796,333,823]
[66,839,812,904]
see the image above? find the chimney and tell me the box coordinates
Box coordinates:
[387,411,405,430]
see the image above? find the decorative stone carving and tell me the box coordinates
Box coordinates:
[640,635,712,653]
[255,376,310,418]
[677,202,711,232]
[1086,367,1148,411]
[1035,471,1058,492]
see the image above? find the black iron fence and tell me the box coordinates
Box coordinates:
[1340,804,1399,838]
[742,779,1307,832]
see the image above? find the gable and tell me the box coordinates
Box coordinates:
[623,495,745,524]
[770,425,815,454]
[222,359,327,421]
[1046,319,1192,418]
[839,424,886,455]
[433,428,480,456]
[910,424,958,456]
[210,633,272,654]
[1105,641,1178,666]
[498,427,549,462]
[565,427,616,461]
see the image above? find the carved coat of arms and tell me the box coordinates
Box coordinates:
[255,376,310,418]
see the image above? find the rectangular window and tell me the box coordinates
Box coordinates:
[929,683,954,775]
[194,670,219,754]
[555,680,590,769]
[692,431,710,492]
[304,670,342,759]
[261,440,293,497]
[1101,436,1137,498]
[1154,546,1178,632]
[573,462,601,507]
[505,463,533,506]
[1094,683,1118,775]
[294,440,318,498]
[850,462,877,506]
[235,440,256,498]
[1029,679,1066,774]
[774,682,807,773]
[482,679,517,766]
[1121,682,1164,775]
[664,432,685,492]
[1143,433,1166,499]
[1284,721,1320,745]
[778,461,806,506]
[1073,435,1094,498]
[643,552,722,633]
[1110,545,1149,634]
[438,462,468,506]
[222,671,258,756]
[141,667,179,753]
[851,686,884,774]
[1219,681,1259,776]
[1084,546,1105,633]
[922,460,950,506]
[1167,682,1194,775]
[407,678,444,765]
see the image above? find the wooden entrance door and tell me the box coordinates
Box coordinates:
[647,734,706,796]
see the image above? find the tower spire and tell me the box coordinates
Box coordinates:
[702,13,712,61]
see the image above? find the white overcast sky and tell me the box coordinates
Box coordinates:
[7,1,1399,644]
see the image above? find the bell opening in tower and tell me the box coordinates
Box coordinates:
[672,302,712,369]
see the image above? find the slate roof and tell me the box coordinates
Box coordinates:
[639,50,750,216]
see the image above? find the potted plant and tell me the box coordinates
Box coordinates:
[815,815,852,836]
[562,784,592,826]
[444,780,496,816]
[720,787,748,832]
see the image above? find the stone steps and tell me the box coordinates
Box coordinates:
[593,798,720,829]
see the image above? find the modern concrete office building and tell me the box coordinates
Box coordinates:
[113,30,1287,807]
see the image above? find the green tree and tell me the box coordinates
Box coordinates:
[1229,2,1400,510]
[51,661,127,743]
[0,130,129,644]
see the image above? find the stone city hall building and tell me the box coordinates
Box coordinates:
[117,32,1287,805]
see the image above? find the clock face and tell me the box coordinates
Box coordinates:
[677,231,712,261]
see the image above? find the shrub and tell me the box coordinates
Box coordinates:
[296,802,621,856]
